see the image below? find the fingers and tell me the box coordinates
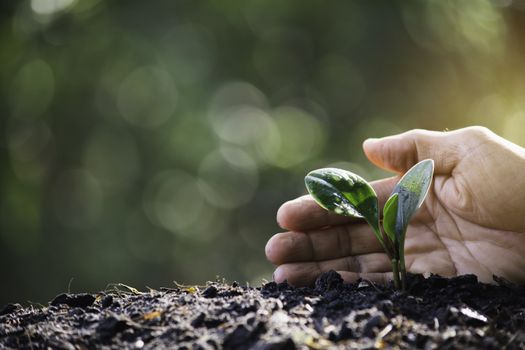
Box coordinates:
[276,194,356,232]
[277,177,399,231]
[363,128,462,175]
[272,253,392,286]
[266,223,383,265]
[372,176,400,211]
[336,271,394,285]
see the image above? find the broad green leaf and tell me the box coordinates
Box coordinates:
[382,193,398,243]
[304,167,379,230]
[393,159,434,240]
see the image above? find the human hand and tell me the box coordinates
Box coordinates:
[266,126,525,285]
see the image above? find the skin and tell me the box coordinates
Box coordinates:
[266,126,525,285]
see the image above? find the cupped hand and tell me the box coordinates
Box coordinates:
[266,126,525,285]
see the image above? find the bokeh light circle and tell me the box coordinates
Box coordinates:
[212,106,277,146]
[198,147,259,209]
[117,66,177,128]
[257,106,326,168]
[83,127,140,191]
[9,59,55,119]
[143,170,206,235]
[52,169,102,229]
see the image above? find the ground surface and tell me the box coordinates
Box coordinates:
[1,272,524,349]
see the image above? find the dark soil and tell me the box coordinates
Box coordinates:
[1,272,524,349]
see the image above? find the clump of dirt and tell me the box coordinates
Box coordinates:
[1,272,524,349]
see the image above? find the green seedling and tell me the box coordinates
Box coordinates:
[305,159,434,290]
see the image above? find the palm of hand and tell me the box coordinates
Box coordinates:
[410,166,525,284]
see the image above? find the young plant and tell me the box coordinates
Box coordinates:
[304,159,434,290]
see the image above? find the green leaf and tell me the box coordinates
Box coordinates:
[382,193,398,243]
[304,167,379,230]
[393,159,434,240]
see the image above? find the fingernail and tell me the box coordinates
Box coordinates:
[364,137,379,144]
[363,138,379,148]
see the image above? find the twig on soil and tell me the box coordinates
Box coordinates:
[504,332,518,349]
[104,283,144,295]
[26,301,45,309]
[375,323,393,346]
[173,281,207,289]
[67,277,74,294]
[145,286,158,294]
[362,279,383,293]
[24,329,34,350]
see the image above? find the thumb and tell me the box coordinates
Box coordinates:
[362,128,459,174]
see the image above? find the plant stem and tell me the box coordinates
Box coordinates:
[399,230,407,291]
[368,221,393,258]
[391,258,400,290]
[400,254,407,291]
[371,224,393,259]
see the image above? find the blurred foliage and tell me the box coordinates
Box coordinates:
[2,0,525,304]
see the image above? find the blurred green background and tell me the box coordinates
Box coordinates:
[2,0,525,305]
